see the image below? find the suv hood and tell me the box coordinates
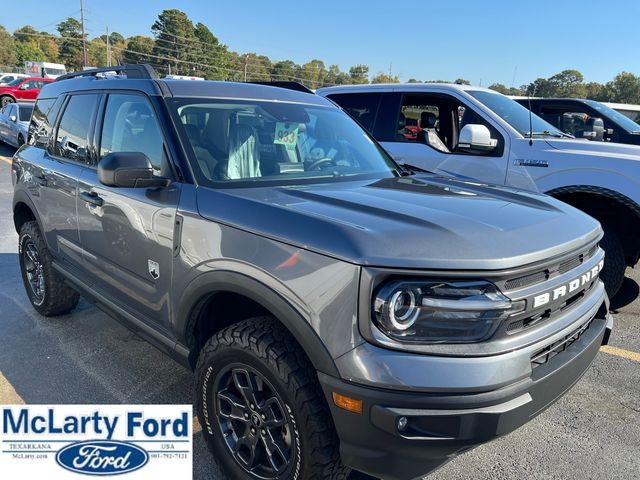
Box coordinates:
[546,138,640,160]
[196,175,601,270]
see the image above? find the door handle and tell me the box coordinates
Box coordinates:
[80,191,104,207]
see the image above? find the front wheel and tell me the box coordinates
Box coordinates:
[195,317,349,480]
[18,221,80,316]
[599,223,626,298]
[0,95,14,108]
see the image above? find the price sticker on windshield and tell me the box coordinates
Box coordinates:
[274,122,298,150]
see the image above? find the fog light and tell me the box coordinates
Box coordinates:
[397,416,408,431]
[332,392,363,414]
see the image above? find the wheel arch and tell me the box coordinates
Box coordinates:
[13,191,42,236]
[546,185,640,266]
[175,270,340,377]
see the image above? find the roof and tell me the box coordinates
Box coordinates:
[317,82,494,95]
[38,76,332,106]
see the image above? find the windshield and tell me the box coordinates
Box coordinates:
[467,90,565,137]
[44,67,65,76]
[18,105,33,122]
[7,78,24,87]
[584,100,640,133]
[170,98,399,186]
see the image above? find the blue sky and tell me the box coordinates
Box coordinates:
[4,0,640,86]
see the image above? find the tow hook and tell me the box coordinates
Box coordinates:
[602,312,614,345]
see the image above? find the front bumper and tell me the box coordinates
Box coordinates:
[320,304,611,480]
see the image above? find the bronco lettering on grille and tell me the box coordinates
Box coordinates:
[532,259,604,309]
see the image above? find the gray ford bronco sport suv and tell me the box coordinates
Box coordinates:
[12,65,613,480]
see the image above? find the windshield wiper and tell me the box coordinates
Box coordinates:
[525,130,571,138]
[398,162,434,176]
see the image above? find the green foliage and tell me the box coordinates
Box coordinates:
[57,17,85,70]
[122,36,154,65]
[152,9,198,75]
[371,72,400,84]
[348,65,369,84]
[606,72,640,104]
[0,25,16,66]
[488,83,522,95]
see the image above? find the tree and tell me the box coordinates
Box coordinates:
[488,83,522,95]
[300,59,326,89]
[348,64,369,84]
[607,72,640,104]
[0,25,17,66]
[14,42,45,64]
[584,81,610,102]
[271,60,299,82]
[454,78,470,85]
[407,78,422,83]
[371,72,400,84]
[122,36,155,65]
[152,9,197,75]
[192,22,229,80]
[548,69,585,97]
[57,18,85,70]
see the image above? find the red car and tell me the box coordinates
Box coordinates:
[0,77,53,107]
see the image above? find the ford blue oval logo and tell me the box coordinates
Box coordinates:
[56,440,149,475]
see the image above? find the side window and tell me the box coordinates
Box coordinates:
[100,94,166,176]
[561,112,590,137]
[55,94,99,164]
[28,97,63,147]
[326,93,381,133]
[398,96,440,143]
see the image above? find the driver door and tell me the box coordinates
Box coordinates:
[379,92,510,185]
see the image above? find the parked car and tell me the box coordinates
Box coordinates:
[0,77,53,107]
[0,73,29,86]
[318,83,640,297]
[513,97,640,145]
[12,65,612,480]
[0,102,33,147]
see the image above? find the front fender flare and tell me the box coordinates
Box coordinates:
[175,269,340,377]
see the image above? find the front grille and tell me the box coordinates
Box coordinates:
[530,316,594,369]
[504,243,598,291]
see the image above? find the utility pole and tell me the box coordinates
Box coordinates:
[388,62,392,79]
[243,55,248,82]
[80,0,87,67]
[105,26,110,67]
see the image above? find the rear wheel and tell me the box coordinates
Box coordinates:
[18,221,80,316]
[599,223,625,298]
[195,317,349,480]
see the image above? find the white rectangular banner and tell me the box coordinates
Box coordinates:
[0,404,193,479]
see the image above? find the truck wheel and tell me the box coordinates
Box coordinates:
[0,95,14,107]
[18,221,80,316]
[599,224,625,298]
[195,317,349,480]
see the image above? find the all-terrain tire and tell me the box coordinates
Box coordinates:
[18,220,80,316]
[599,223,626,299]
[195,316,350,480]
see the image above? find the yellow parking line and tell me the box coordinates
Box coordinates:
[601,345,640,363]
[0,156,11,165]
[0,370,24,404]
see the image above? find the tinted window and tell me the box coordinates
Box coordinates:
[584,100,640,133]
[28,97,63,147]
[100,94,166,175]
[467,90,564,137]
[326,93,381,133]
[18,105,34,122]
[55,94,99,163]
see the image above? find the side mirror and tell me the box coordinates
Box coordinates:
[458,124,497,153]
[583,117,605,141]
[9,115,17,122]
[98,152,169,188]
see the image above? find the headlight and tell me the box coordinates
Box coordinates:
[373,280,525,344]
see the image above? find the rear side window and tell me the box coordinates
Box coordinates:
[326,93,381,133]
[55,94,99,164]
[28,97,63,147]
[99,94,166,176]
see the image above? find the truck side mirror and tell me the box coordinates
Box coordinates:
[9,115,17,123]
[583,117,605,141]
[98,152,169,188]
[458,124,497,153]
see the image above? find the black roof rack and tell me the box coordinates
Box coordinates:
[248,81,314,94]
[55,64,158,82]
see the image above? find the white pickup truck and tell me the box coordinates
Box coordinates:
[317,84,640,297]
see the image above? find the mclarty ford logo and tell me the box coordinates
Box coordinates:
[0,405,193,480]
[56,440,149,475]
[532,259,604,308]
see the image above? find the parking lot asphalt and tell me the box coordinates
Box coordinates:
[0,143,639,480]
